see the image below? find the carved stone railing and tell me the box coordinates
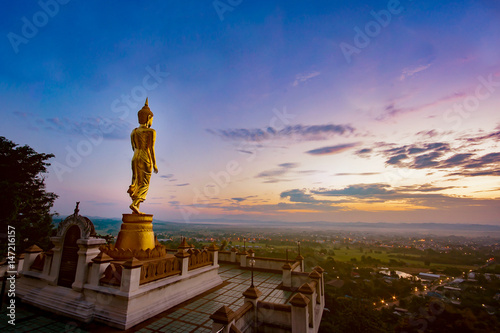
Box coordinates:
[97,246,216,288]
[99,244,167,260]
[140,256,181,285]
[30,253,45,271]
[188,248,212,271]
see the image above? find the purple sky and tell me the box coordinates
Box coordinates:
[1,0,499,224]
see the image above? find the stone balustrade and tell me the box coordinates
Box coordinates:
[188,248,212,271]
[140,256,181,284]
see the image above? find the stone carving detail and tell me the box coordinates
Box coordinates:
[100,263,122,286]
[188,249,211,270]
[99,244,167,260]
[30,253,46,271]
[57,213,96,239]
[140,257,180,285]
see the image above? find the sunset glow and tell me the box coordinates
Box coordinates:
[1,0,499,224]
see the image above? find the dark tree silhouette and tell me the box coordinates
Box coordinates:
[0,137,58,253]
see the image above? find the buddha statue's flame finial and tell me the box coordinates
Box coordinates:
[145,97,148,106]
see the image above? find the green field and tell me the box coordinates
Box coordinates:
[200,241,476,274]
[327,248,392,262]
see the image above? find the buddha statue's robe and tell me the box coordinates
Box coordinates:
[128,126,156,205]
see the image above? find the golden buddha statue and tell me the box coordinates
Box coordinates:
[127,98,158,214]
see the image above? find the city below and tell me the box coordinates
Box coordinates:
[74,217,500,332]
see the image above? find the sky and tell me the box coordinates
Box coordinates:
[1,0,499,224]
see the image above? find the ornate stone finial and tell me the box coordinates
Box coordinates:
[122,257,143,269]
[314,266,325,274]
[298,282,314,294]
[208,242,219,251]
[243,285,262,299]
[309,270,321,279]
[210,305,235,324]
[25,244,43,253]
[92,251,113,263]
[74,201,80,216]
[289,292,309,307]
[178,237,190,250]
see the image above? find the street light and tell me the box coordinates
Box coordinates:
[249,258,256,287]
[297,240,301,256]
[244,237,246,251]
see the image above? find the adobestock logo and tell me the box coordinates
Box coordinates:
[339,0,412,64]
[7,0,72,54]
[213,0,243,22]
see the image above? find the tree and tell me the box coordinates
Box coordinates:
[319,297,388,333]
[0,137,58,253]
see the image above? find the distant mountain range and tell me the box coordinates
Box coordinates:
[54,216,500,237]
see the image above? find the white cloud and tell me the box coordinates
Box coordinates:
[399,63,432,81]
[293,71,321,86]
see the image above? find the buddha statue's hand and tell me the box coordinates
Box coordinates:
[153,166,158,174]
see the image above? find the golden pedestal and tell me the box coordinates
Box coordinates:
[115,214,155,251]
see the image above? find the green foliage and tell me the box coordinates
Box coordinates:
[361,255,382,265]
[392,246,489,267]
[397,298,500,332]
[320,296,390,333]
[442,266,463,277]
[357,267,373,279]
[0,137,58,253]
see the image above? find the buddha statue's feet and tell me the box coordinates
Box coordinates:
[129,204,143,214]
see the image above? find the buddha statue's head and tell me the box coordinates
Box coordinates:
[138,98,154,126]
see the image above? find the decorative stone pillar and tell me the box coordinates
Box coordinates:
[22,245,43,273]
[230,247,237,263]
[295,254,304,272]
[314,266,325,297]
[42,250,53,277]
[176,238,191,276]
[239,250,248,267]
[242,286,260,330]
[16,253,25,274]
[309,270,322,306]
[298,283,315,328]
[243,285,262,309]
[73,238,106,291]
[282,262,292,288]
[47,235,62,285]
[89,252,113,286]
[290,293,309,333]
[120,257,143,293]
[208,243,219,266]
